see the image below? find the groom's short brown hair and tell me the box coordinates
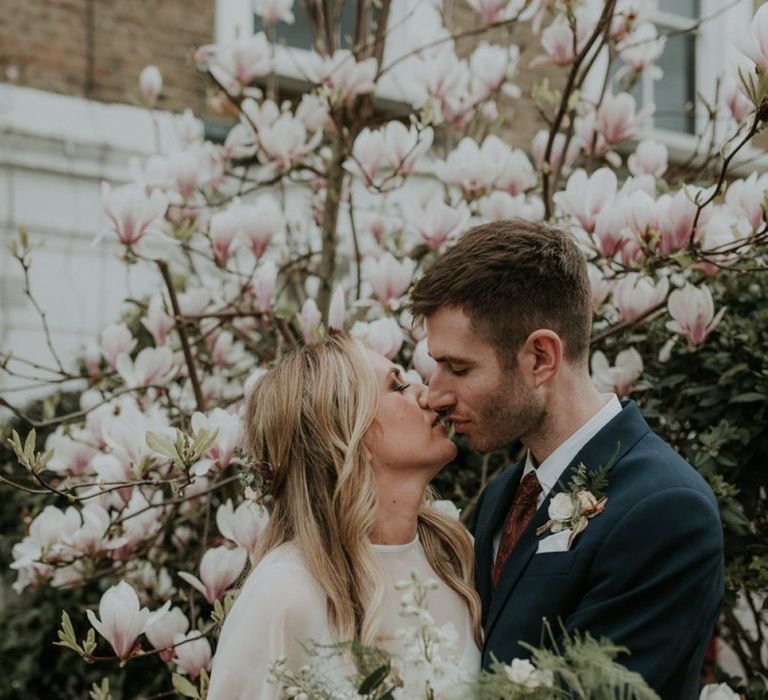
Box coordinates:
[410,219,592,367]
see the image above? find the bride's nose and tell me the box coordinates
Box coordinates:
[415,383,429,408]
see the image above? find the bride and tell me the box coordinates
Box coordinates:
[207,333,481,699]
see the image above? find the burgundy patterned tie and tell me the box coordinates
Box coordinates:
[492,471,542,587]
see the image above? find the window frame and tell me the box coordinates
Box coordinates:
[636,0,755,156]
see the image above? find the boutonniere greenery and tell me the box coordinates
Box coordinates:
[536,446,619,548]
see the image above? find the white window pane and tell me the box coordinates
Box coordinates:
[654,31,696,133]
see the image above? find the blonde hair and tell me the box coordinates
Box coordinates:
[245,333,482,646]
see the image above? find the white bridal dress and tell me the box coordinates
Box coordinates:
[207,536,481,699]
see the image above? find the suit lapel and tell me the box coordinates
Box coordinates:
[482,401,651,640]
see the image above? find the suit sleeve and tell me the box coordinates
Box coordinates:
[564,486,724,689]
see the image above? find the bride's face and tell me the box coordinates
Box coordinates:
[365,350,457,476]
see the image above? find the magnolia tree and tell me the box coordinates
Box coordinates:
[2,0,768,696]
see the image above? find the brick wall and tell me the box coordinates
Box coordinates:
[445,0,565,152]
[0,0,213,114]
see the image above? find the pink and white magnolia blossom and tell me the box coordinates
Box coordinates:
[100,323,137,370]
[531,129,578,174]
[667,283,726,345]
[725,173,767,230]
[298,298,322,344]
[117,489,167,557]
[466,0,529,24]
[101,183,168,248]
[366,253,416,304]
[145,606,189,662]
[65,503,119,557]
[237,198,284,258]
[554,168,617,233]
[612,273,669,322]
[253,0,295,25]
[116,346,176,388]
[191,407,243,469]
[412,338,436,383]
[735,3,768,70]
[45,429,98,476]
[210,331,243,368]
[142,296,175,346]
[216,499,270,558]
[592,198,632,259]
[625,189,659,244]
[656,189,698,255]
[597,92,640,144]
[173,631,212,679]
[244,367,269,401]
[251,259,278,312]
[102,401,165,469]
[591,348,644,397]
[177,287,211,317]
[493,146,537,196]
[295,92,328,133]
[195,35,272,95]
[628,139,668,177]
[328,285,346,331]
[535,6,599,67]
[384,122,433,176]
[469,42,520,97]
[722,75,754,123]
[139,65,162,107]
[351,317,404,359]
[617,22,665,76]
[410,43,469,106]
[309,50,377,103]
[434,136,502,198]
[697,210,750,274]
[349,128,388,186]
[611,0,656,39]
[176,108,204,146]
[403,197,470,251]
[86,581,170,659]
[479,191,544,222]
[178,545,247,604]
[258,112,322,170]
[208,209,242,263]
[91,453,133,504]
[587,263,612,311]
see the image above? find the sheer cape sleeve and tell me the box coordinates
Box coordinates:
[206,544,332,700]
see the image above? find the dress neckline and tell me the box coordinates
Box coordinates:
[371,534,420,553]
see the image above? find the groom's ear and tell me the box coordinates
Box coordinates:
[521,330,562,388]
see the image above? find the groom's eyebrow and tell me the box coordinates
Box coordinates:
[429,353,471,365]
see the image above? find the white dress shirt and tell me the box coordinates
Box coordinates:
[493,394,622,559]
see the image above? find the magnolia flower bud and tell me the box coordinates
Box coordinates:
[178,545,247,604]
[173,631,212,679]
[145,606,189,662]
[139,65,162,107]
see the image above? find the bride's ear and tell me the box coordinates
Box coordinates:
[520,330,561,388]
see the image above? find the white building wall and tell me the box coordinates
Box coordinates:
[0,84,183,415]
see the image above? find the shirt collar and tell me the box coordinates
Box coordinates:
[523,394,622,498]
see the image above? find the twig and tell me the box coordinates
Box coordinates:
[157,260,206,412]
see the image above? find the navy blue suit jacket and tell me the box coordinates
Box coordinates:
[470,401,724,700]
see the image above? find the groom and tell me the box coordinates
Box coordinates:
[411,219,724,699]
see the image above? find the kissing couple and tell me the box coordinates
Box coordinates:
[207,219,724,700]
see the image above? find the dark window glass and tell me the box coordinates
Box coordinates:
[653,29,696,133]
[254,0,377,51]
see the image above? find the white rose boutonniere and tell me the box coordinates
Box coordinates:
[537,447,618,547]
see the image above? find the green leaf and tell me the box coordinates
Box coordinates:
[730,392,766,404]
[145,431,178,461]
[358,663,391,695]
[172,673,200,699]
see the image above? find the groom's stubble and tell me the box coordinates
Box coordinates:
[471,367,547,453]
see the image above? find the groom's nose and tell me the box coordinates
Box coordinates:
[424,367,455,413]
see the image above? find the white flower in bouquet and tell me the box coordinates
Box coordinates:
[699,682,741,700]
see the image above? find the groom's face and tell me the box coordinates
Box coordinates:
[424,306,544,452]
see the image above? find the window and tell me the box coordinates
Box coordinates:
[635,0,754,146]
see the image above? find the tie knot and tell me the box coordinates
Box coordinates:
[518,471,542,502]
